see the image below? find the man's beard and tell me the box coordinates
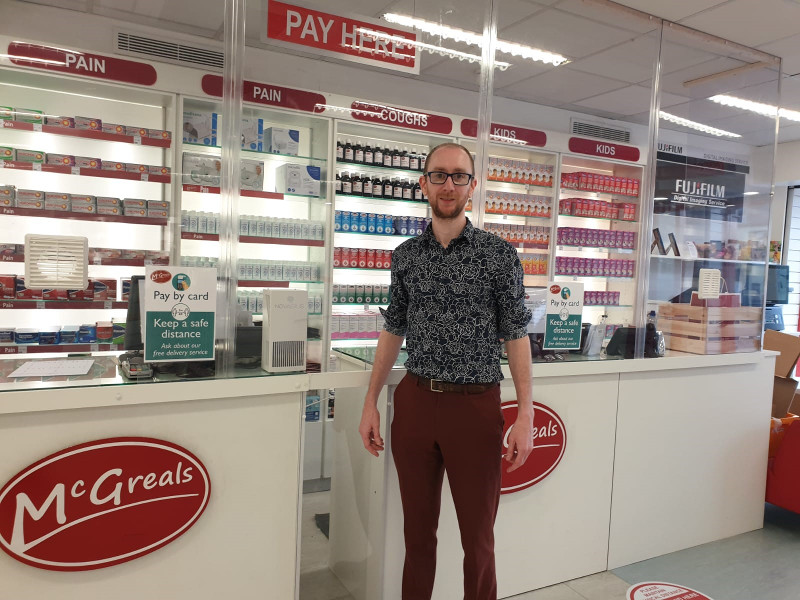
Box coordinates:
[430,195,467,220]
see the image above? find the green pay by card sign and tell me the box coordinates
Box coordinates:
[144,266,217,362]
[544,282,583,350]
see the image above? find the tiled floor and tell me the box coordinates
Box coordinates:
[299,489,800,600]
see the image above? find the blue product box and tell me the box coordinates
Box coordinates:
[60,325,79,343]
[398,215,408,236]
[358,212,368,233]
[334,211,342,232]
[341,210,350,232]
[15,329,39,344]
[0,328,14,343]
[367,213,377,234]
[77,324,97,343]
[305,394,321,422]
[241,117,263,152]
[39,327,61,345]
[376,213,385,235]
[349,211,359,233]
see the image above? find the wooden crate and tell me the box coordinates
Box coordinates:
[657,303,762,355]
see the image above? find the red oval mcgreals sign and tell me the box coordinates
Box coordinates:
[0,438,210,571]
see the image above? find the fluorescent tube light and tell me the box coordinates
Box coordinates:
[383,13,569,66]
[709,94,800,123]
[659,111,741,138]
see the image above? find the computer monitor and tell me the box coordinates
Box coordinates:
[124,275,145,351]
[766,264,789,306]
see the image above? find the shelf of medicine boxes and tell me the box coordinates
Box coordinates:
[1,206,167,226]
[2,120,172,148]
[0,161,171,184]
[1,343,124,355]
[1,299,128,309]
[181,232,324,246]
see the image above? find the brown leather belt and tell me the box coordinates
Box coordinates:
[409,373,498,394]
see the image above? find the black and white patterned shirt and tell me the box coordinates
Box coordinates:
[382,219,531,384]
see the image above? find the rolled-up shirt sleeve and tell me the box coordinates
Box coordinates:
[380,255,408,337]
[495,247,532,341]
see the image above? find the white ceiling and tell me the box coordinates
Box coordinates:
[15,0,800,147]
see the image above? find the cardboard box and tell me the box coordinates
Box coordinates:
[0,107,12,120]
[240,159,264,190]
[14,149,45,163]
[0,147,12,160]
[0,186,16,202]
[275,163,319,196]
[241,117,263,151]
[764,330,800,378]
[45,116,74,128]
[46,153,76,166]
[75,156,102,169]
[101,161,126,171]
[182,110,218,146]
[0,275,16,299]
[14,108,43,124]
[264,127,299,155]
[75,116,102,131]
[182,153,220,186]
[773,376,799,419]
[125,126,149,137]
[102,123,125,135]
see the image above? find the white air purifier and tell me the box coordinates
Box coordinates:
[262,288,308,373]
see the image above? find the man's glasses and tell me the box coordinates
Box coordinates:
[425,171,474,186]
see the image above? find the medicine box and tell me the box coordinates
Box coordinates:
[182,110,218,146]
[14,108,43,124]
[264,127,300,156]
[275,163,320,196]
[182,153,220,186]
[241,117,263,151]
[240,159,264,190]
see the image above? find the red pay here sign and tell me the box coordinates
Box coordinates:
[265,0,419,73]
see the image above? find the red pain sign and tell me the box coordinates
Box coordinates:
[0,438,210,571]
[627,583,714,600]
[7,42,157,86]
[264,0,419,74]
[500,402,566,494]
[201,75,326,113]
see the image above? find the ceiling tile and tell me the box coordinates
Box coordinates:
[499,7,636,60]
[759,33,800,76]
[706,112,778,134]
[553,0,662,34]
[659,98,749,122]
[678,0,800,48]
[607,0,729,22]
[575,84,688,116]
[778,124,800,143]
[568,36,662,84]
[499,67,627,104]
[497,0,549,31]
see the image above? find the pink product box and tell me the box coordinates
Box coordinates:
[45,116,75,128]
[125,163,148,173]
[45,153,75,166]
[124,207,147,217]
[148,165,170,175]
[102,123,125,135]
[96,205,120,216]
[125,126,149,137]
[330,315,341,339]
[71,203,96,214]
[75,156,102,169]
[101,161,126,171]
[348,314,361,339]
[357,248,367,269]
[75,116,102,131]
[148,129,172,141]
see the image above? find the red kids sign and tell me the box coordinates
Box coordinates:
[265,0,419,74]
[627,583,714,600]
[500,401,566,494]
[0,438,210,571]
[460,119,547,147]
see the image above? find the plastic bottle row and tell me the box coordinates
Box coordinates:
[330,311,386,340]
[519,254,548,275]
[557,227,636,249]
[332,283,391,305]
[559,198,637,221]
[487,157,554,186]
[555,256,635,278]
[560,172,639,197]
[333,247,393,269]
[181,211,325,240]
[337,138,428,172]
[335,211,429,236]
[484,223,550,248]
[336,172,427,202]
[237,290,322,314]
[179,256,324,282]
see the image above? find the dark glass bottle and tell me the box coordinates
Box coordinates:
[383,146,393,168]
[418,151,427,171]
[409,150,420,172]
[393,178,403,199]
[402,179,413,200]
[364,143,373,165]
[372,175,383,198]
[335,172,342,194]
[352,172,363,195]
[400,148,410,170]
[336,140,344,162]
[362,173,373,196]
[391,146,402,168]
[374,146,384,166]
[354,140,364,164]
[341,171,352,195]
[382,177,394,199]
[412,181,423,201]
[344,139,354,162]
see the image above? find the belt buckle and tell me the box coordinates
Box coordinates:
[430,379,445,393]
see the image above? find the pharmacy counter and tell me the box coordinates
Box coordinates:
[0,361,308,600]
[326,350,776,600]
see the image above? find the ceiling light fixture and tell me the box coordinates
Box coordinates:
[659,111,741,138]
[709,94,800,123]
[383,13,569,66]
[354,28,511,70]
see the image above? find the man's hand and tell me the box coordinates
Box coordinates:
[504,417,533,472]
[358,402,385,457]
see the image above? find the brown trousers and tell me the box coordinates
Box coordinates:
[391,374,504,600]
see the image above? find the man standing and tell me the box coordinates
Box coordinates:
[358,143,534,600]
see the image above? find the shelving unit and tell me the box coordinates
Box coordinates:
[0,70,175,340]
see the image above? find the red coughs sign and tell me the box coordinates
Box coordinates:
[264,0,419,74]
[0,438,210,571]
[500,401,566,494]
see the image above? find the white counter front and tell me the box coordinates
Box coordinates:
[327,352,776,600]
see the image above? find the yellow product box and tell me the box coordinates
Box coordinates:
[14,149,45,163]
[14,108,43,124]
